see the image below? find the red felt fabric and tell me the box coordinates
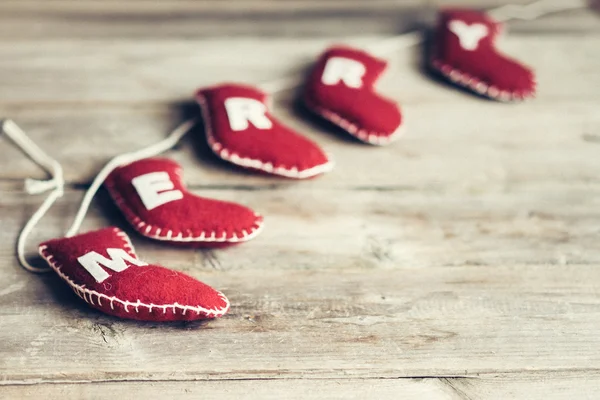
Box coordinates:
[303,46,403,146]
[105,157,263,245]
[430,9,536,101]
[38,227,230,321]
[196,83,333,179]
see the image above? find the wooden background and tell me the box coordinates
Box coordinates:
[1,1,599,399]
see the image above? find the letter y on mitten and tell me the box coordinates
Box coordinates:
[430,9,536,101]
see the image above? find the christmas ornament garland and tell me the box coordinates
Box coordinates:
[5,2,584,322]
[4,120,233,322]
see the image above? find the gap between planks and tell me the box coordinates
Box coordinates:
[4,369,600,385]
[3,372,600,400]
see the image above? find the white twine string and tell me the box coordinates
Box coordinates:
[2,119,65,273]
[5,118,197,273]
[9,0,586,273]
[65,117,197,238]
[489,0,587,22]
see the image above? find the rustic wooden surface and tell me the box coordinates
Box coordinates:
[1,1,599,399]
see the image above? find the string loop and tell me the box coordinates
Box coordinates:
[490,0,587,22]
[65,117,197,237]
[5,118,197,273]
[2,119,64,273]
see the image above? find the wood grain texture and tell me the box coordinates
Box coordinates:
[5,376,600,400]
[3,261,600,382]
[5,375,600,400]
[1,379,459,400]
[0,0,596,39]
[447,373,600,400]
[1,184,600,383]
[1,36,599,188]
[1,3,599,397]
[2,181,599,272]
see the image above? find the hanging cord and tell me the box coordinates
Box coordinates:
[2,119,65,273]
[65,117,198,238]
[489,0,587,22]
[5,118,197,273]
[261,0,588,94]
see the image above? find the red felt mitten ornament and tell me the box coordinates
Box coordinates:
[196,83,333,179]
[303,46,403,146]
[430,9,536,101]
[39,227,230,321]
[105,157,263,245]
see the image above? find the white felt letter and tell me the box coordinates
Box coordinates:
[224,97,272,131]
[77,248,148,283]
[131,171,184,211]
[448,20,489,51]
[321,57,366,89]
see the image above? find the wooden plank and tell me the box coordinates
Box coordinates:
[3,182,600,271]
[0,378,458,400]
[1,185,600,383]
[0,1,594,39]
[0,35,598,105]
[2,262,600,382]
[1,36,599,187]
[3,99,598,187]
[0,7,598,396]
[446,373,600,399]
[5,374,600,400]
